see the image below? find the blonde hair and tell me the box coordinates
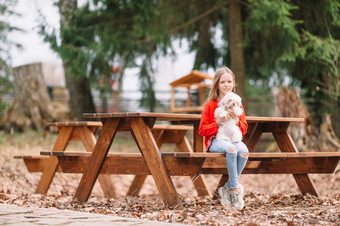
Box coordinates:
[206,67,236,102]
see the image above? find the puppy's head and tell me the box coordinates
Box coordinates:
[218,92,243,116]
[219,92,242,108]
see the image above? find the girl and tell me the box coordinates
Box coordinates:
[198,67,248,210]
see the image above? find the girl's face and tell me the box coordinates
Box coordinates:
[218,73,234,98]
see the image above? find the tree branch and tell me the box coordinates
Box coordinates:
[135,0,230,44]
[170,1,230,33]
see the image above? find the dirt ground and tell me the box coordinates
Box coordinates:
[0,131,339,225]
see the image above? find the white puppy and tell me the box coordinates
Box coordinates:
[214,92,243,142]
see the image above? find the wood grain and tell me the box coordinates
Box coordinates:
[35,126,74,194]
[130,117,180,207]
[73,118,120,203]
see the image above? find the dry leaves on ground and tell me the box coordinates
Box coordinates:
[0,131,339,225]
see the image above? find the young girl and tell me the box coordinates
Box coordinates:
[198,67,248,210]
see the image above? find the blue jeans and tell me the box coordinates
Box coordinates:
[209,138,249,189]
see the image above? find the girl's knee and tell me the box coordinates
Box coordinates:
[229,147,237,153]
[240,152,248,158]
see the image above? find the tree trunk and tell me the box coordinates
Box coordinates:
[228,0,247,108]
[0,63,57,132]
[276,86,340,152]
[59,0,96,120]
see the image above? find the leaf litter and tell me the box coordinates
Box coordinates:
[0,131,339,225]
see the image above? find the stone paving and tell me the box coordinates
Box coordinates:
[0,204,184,226]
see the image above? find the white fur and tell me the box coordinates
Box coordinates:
[215,92,243,143]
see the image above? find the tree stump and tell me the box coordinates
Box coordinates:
[276,86,340,152]
[0,63,57,132]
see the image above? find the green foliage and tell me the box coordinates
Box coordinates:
[139,59,160,112]
[244,0,301,77]
[38,0,339,118]
[289,0,340,118]
[0,76,13,115]
[39,0,173,111]
[0,0,20,116]
[295,32,339,116]
[241,0,340,119]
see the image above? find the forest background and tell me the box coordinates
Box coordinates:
[0,0,339,149]
[0,1,339,224]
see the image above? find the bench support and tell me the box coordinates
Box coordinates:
[130,118,180,207]
[214,125,322,197]
[127,126,211,197]
[36,124,117,199]
[74,118,120,203]
[35,127,73,194]
[273,131,319,196]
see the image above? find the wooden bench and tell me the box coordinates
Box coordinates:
[15,115,340,207]
[14,121,118,198]
[38,151,340,197]
[15,121,211,197]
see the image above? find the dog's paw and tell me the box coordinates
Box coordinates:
[233,107,243,116]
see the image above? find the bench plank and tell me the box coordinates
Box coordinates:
[14,156,63,173]
[41,151,340,159]
[39,151,340,175]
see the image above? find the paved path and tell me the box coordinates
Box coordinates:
[0,204,184,225]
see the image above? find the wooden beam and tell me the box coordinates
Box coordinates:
[35,126,74,194]
[130,117,180,207]
[73,118,120,203]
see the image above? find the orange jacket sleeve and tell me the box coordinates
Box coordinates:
[199,100,218,137]
[238,105,248,136]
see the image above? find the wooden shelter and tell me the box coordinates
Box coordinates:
[170,70,213,113]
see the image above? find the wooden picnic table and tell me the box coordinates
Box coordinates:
[63,112,338,207]
[20,112,340,208]
[17,121,209,197]
[74,112,203,207]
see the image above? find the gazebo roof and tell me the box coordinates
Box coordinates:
[170,70,213,87]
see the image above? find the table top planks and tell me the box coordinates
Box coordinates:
[47,121,102,127]
[83,112,305,123]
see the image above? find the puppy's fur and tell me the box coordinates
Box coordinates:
[214,92,243,142]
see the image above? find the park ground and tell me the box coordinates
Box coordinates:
[0,130,339,225]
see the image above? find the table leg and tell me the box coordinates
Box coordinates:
[79,126,117,199]
[130,118,180,207]
[35,127,74,194]
[273,131,319,196]
[245,123,263,152]
[193,122,203,152]
[127,175,147,196]
[177,137,211,197]
[74,118,120,203]
[126,131,148,197]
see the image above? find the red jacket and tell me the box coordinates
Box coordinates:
[198,100,248,151]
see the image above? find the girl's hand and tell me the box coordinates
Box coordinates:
[216,114,231,126]
[228,108,238,120]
